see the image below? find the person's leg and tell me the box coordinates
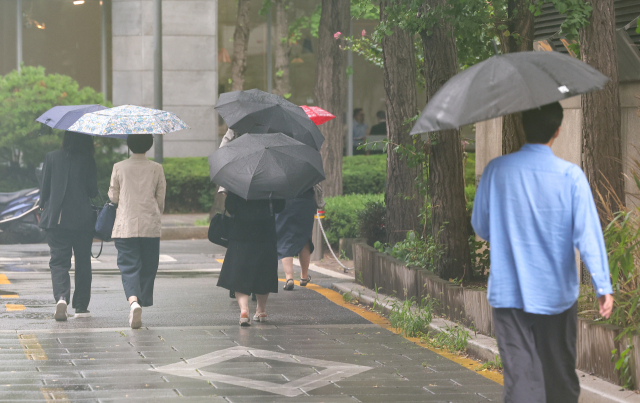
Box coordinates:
[70,231,93,311]
[138,238,160,307]
[299,243,311,282]
[114,238,143,302]
[282,257,294,290]
[236,292,250,326]
[47,229,73,304]
[282,257,294,280]
[533,303,580,403]
[493,307,546,403]
[256,293,269,314]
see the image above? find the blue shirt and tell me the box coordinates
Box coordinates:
[471,143,613,315]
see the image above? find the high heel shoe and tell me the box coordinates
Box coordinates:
[253,312,267,322]
[300,275,311,287]
[239,311,250,327]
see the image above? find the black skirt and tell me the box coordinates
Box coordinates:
[217,239,279,295]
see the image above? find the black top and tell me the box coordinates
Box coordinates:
[225,193,285,242]
[39,150,98,231]
[370,121,387,136]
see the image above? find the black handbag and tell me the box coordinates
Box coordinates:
[208,210,233,247]
[95,202,117,242]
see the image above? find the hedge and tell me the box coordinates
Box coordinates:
[323,193,385,246]
[342,154,386,195]
[162,157,216,213]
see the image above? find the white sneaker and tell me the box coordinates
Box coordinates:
[54,299,67,321]
[129,302,142,329]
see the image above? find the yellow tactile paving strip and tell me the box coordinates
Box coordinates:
[278,278,504,386]
[18,334,48,361]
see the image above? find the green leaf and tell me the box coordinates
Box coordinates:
[283,93,292,99]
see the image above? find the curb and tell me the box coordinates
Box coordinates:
[160,226,208,241]
[331,282,640,403]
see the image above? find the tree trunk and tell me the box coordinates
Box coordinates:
[500,0,534,154]
[231,0,251,91]
[580,0,624,216]
[273,0,291,97]
[421,0,471,281]
[380,2,422,245]
[580,0,623,284]
[314,0,350,197]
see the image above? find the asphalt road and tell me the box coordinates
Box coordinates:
[0,240,503,402]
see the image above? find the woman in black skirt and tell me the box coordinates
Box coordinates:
[276,187,316,291]
[217,192,285,326]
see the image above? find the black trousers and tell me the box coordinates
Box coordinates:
[493,302,580,403]
[114,238,160,307]
[46,228,94,310]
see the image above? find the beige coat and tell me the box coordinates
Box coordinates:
[108,154,166,238]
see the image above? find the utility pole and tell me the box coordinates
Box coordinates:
[347,20,353,156]
[153,0,163,163]
[16,0,22,73]
[100,0,108,102]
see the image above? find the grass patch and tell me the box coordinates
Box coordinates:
[475,354,503,372]
[425,323,471,353]
[388,295,436,338]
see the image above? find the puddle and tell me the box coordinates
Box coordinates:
[0,264,35,272]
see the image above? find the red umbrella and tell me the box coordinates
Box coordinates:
[301,105,336,125]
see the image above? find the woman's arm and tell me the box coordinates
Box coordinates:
[155,167,166,214]
[107,165,120,204]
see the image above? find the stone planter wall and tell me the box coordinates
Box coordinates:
[353,242,636,387]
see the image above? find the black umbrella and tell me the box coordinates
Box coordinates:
[209,133,325,200]
[410,51,609,135]
[215,89,325,151]
[36,105,108,130]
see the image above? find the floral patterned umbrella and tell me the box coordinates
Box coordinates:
[68,105,189,137]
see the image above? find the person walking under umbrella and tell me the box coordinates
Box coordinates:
[471,102,613,402]
[40,131,98,321]
[108,134,166,329]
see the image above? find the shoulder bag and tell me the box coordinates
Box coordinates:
[208,209,233,247]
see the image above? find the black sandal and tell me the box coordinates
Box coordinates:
[300,276,311,287]
[283,279,294,291]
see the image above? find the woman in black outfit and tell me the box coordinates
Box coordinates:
[40,131,98,321]
[217,192,285,326]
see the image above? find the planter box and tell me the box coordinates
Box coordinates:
[353,241,637,387]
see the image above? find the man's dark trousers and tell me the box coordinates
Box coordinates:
[114,238,160,307]
[493,302,580,403]
[46,228,93,309]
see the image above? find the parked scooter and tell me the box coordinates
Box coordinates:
[0,165,46,244]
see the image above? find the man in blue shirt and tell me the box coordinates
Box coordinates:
[471,102,613,403]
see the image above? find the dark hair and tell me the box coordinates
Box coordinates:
[63,131,94,155]
[127,134,154,154]
[376,110,385,120]
[353,108,363,118]
[522,102,564,144]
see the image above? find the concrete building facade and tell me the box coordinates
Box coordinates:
[111,0,219,158]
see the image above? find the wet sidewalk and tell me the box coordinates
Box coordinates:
[0,240,502,402]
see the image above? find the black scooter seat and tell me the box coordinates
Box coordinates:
[0,188,38,204]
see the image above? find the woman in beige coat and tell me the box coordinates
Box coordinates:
[108,134,166,329]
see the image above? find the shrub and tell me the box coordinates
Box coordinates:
[162,157,216,213]
[342,154,386,194]
[374,230,444,270]
[0,66,112,169]
[323,193,384,246]
[358,199,386,246]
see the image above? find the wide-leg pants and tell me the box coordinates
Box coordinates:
[493,302,580,403]
[46,228,94,309]
[114,238,160,307]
